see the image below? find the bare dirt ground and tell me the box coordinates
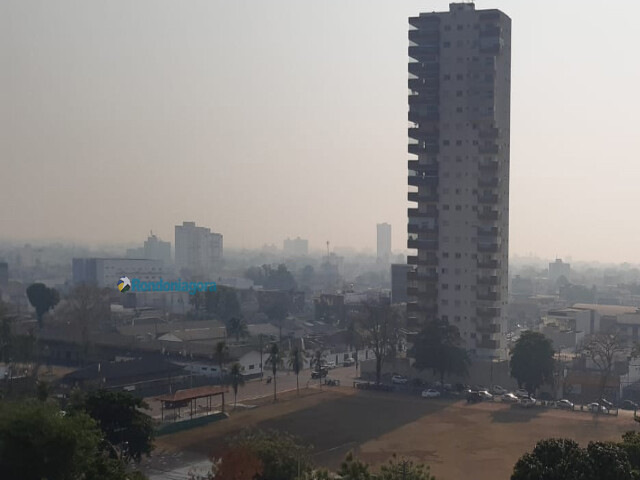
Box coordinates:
[155,388,639,480]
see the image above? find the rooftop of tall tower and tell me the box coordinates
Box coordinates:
[449,3,475,12]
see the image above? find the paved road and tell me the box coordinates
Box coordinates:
[145,365,360,418]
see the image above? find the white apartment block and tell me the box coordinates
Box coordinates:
[175,221,223,276]
[407,3,511,359]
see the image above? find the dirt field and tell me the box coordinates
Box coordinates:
[155,388,639,480]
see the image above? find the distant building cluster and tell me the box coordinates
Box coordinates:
[283,237,308,257]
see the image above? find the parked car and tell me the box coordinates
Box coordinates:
[311,368,328,379]
[391,374,408,385]
[502,393,519,403]
[557,399,574,410]
[515,389,529,398]
[519,396,536,408]
[478,390,494,401]
[621,400,639,411]
[599,398,615,411]
[491,385,508,395]
[324,361,336,369]
[422,389,441,398]
[588,402,608,414]
[343,358,356,367]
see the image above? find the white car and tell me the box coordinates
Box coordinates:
[502,393,519,403]
[515,389,529,398]
[343,358,356,367]
[421,389,441,398]
[588,402,608,414]
[519,396,536,408]
[557,399,574,410]
[491,385,508,395]
[478,390,494,400]
[391,375,408,385]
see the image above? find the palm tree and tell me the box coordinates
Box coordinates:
[265,342,283,401]
[227,317,249,343]
[229,363,245,409]
[288,345,305,395]
[214,341,229,383]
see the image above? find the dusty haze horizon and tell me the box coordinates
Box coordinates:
[2,0,639,263]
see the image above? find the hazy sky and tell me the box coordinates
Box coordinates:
[2,1,640,262]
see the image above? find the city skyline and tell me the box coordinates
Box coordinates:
[2,1,640,263]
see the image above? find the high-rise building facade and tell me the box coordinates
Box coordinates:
[377,223,392,262]
[407,3,510,358]
[175,221,223,275]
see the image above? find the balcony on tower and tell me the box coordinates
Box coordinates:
[408,207,439,219]
[477,193,499,204]
[408,191,439,203]
[477,306,501,318]
[478,209,499,221]
[477,259,500,270]
[476,323,501,334]
[478,159,499,172]
[479,144,500,155]
[478,177,499,188]
[408,238,439,250]
[477,338,500,350]
[478,243,500,253]
[477,291,500,302]
[477,275,499,286]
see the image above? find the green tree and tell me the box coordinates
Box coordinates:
[204,286,242,322]
[620,431,640,475]
[337,451,372,480]
[511,438,633,480]
[288,345,305,395]
[215,341,229,382]
[0,401,132,480]
[265,302,288,341]
[228,429,312,480]
[509,331,555,394]
[265,343,283,402]
[62,284,111,364]
[70,389,154,465]
[227,316,250,343]
[26,283,60,327]
[229,362,246,409]
[412,319,470,387]
[36,380,50,402]
[360,301,399,385]
[379,454,436,480]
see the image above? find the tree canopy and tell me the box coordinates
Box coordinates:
[360,301,399,384]
[26,283,60,327]
[509,330,555,393]
[228,429,312,480]
[70,389,154,465]
[245,264,297,291]
[511,438,634,480]
[412,319,470,386]
[0,401,135,480]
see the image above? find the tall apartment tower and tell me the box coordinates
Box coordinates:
[407,3,510,359]
[377,223,392,262]
[175,221,223,276]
